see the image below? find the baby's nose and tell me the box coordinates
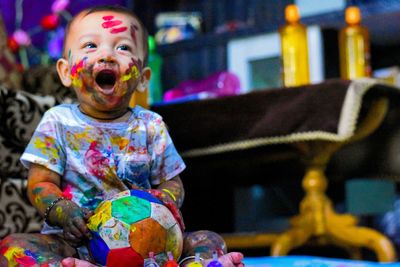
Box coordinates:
[98,56,116,64]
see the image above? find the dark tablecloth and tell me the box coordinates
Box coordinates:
[153,79,400,158]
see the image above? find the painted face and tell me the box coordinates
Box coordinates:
[62,11,147,117]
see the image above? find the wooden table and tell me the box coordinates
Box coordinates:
[153,78,400,262]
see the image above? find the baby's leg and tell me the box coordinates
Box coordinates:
[0,233,77,266]
[182,230,244,267]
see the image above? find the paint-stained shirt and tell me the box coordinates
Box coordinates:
[21,104,186,213]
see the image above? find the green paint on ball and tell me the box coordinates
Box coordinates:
[111,195,151,225]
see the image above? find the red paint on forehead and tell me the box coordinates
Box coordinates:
[102,20,122,29]
[111,27,128,34]
[103,15,114,21]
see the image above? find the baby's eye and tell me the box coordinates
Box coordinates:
[83,42,97,49]
[117,44,131,51]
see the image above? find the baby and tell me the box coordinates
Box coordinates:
[0,4,244,267]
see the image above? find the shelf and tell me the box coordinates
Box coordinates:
[157,0,400,55]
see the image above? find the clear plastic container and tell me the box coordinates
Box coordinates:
[279,4,310,87]
[339,6,371,80]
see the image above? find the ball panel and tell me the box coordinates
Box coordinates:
[99,217,131,249]
[150,202,177,229]
[129,218,167,258]
[89,231,110,266]
[112,195,151,225]
[166,223,183,260]
[113,190,132,200]
[130,189,163,205]
[107,247,144,267]
[87,200,112,231]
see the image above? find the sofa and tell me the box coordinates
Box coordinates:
[0,14,77,239]
[0,76,76,239]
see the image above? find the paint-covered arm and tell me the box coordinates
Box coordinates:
[27,163,63,215]
[27,163,92,246]
[155,175,185,208]
[146,175,185,231]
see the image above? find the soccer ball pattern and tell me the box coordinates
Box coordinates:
[87,189,183,267]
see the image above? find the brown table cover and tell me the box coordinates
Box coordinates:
[152,78,400,158]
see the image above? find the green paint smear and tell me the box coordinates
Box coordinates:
[112,196,150,225]
[42,195,59,205]
[32,187,44,195]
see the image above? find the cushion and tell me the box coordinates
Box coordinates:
[0,178,41,237]
[21,64,75,102]
[0,86,58,178]
[0,86,61,239]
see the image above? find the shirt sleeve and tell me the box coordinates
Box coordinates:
[20,111,66,175]
[149,118,186,185]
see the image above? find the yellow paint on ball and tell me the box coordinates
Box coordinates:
[113,231,120,240]
[87,200,112,231]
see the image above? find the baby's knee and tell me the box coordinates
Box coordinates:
[182,230,227,258]
[0,254,7,266]
[0,234,28,265]
[0,233,26,249]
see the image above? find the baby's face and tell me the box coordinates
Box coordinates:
[59,10,148,115]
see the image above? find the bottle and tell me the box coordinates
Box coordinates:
[186,252,202,267]
[148,35,163,105]
[279,4,310,87]
[339,6,371,80]
[163,251,178,267]
[144,252,160,267]
[206,251,222,267]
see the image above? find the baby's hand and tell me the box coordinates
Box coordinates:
[147,189,185,232]
[49,199,93,247]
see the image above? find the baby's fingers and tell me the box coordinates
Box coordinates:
[64,230,83,247]
[82,208,93,221]
[73,216,92,240]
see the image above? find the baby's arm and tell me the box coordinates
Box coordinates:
[146,175,185,231]
[155,175,185,208]
[27,163,92,246]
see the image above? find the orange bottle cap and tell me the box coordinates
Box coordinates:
[285,4,300,23]
[345,6,361,24]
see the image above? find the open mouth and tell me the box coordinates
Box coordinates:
[95,70,116,92]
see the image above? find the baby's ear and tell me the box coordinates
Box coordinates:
[137,67,151,92]
[56,58,72,87]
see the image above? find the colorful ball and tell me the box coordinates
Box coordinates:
[87,189,183,267]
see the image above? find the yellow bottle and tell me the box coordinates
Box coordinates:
[339,6,371,80]
[279,4,310,87]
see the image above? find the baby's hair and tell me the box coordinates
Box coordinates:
[63,5,149,67]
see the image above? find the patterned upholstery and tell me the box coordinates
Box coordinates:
[0,86,73,239]
[0,13,74,239]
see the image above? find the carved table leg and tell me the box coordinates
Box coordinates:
[271,166,397,261]
[270,226,313,255]
[327,220,396,262]
[271,167,331,255]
